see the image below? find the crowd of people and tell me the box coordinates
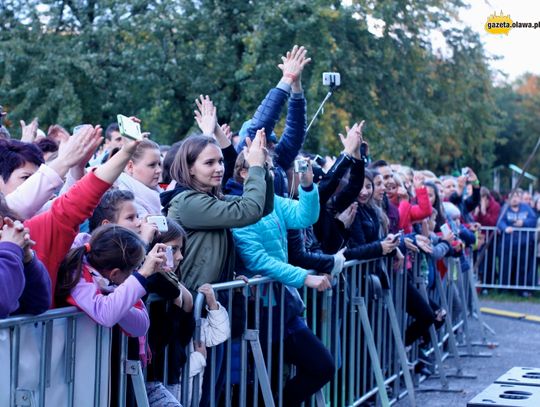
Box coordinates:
[1,44,538,406]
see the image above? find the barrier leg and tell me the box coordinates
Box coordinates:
[383,289,416,406]
[466,265,497,346]
[433,272,476,380]
[126,360,150,407]
[357,297,390,407]
[244,329,276,407]
[455,266,491,358]
[415,278,464,393]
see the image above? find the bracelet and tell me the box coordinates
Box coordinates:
[284,73,298,81]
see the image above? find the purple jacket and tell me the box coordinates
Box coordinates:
[0,242,51,318]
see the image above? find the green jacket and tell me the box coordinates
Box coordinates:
[167,166,274,291]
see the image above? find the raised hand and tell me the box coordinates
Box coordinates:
[336,201,358,229]
[413,172,425,190]
[20,118,39,143]
[278,45,311,85]
[194,95,217,137]
[339,121,365,159]
[243,128,267,168]
[220,124,232,141]
[47,125,70,144]
[55,125,103,170]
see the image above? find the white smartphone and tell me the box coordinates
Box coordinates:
[117,114,142,140]
[147,215,168,232]
[165,246,174,268]
[441,223,451,236]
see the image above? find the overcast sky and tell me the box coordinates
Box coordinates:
[459,0,540,82]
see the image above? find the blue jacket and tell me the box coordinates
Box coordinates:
[232,185,319,288]
[237,82,307,197]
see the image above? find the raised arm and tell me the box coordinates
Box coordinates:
[238,45,311,154]
[6,127,102,220]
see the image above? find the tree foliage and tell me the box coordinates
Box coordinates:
[0,0,505,176]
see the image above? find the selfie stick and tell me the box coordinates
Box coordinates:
[305,83,338,136]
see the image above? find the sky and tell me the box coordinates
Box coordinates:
[459,0,540,82]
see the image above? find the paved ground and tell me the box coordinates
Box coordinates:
[395,299,540,407]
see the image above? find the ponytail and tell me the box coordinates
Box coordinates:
[56,246,87,301]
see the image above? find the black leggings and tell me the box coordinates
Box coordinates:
[405,278,442,346]
[281,326,335,406]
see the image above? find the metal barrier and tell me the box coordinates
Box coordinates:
[2,253,493,407]
[0,307,111,407]
[476,226,540,291]
[190,258,415,407]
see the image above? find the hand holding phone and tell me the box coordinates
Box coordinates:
[117,114,143,140]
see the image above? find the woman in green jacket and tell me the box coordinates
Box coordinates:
[162,129,273,291]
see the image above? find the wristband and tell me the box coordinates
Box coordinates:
[472,180,480,187]
[283,73,298,81]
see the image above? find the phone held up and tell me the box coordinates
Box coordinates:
[146,215,168,233]
[117,114,143,141]
[322,72,341,87]
[294,159,308,173]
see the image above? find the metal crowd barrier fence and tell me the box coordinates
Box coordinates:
[476,226,540,291]
[0,306,111,407]
[2,254,490,407]
[190,258,415,407]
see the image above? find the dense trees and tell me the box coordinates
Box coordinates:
[0,0,530,179]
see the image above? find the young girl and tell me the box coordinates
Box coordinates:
[88,188,158,244]
[145,218,194,407]
[56,224,167,337]
[117,139,163,216]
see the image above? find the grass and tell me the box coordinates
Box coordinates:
[479,289,540,303]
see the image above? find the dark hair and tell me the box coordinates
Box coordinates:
[424,181,446,231]
[161,141,183,184]
[56,225,146,300]
[150,218,186,247]
[35,138,59,155]
[105,123,120,141]
[369,159,389,169]
[89,189,136,231]
[170,135,222,196]
[0,139,44,182]
[131,139,160,163]
[0,192,21,220]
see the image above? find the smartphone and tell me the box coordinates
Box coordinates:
[322,72,341,87]
[461,167,469,177]
[392,230,403,243]
[165,246,174,268]
[117,114,142,140]
[294,159,308,173]
[441,223,451,236]
[147,215,168,232]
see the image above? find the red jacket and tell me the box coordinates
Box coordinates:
[473,196,500,227]
[24,170,111,306]
[398,187,432,233]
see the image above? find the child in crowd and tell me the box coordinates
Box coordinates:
[117,139,163,217]
[55,224,167,337]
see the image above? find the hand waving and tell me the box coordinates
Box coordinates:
[194,95,217,136]
[278,45,311,84]
[339,121,364,159]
